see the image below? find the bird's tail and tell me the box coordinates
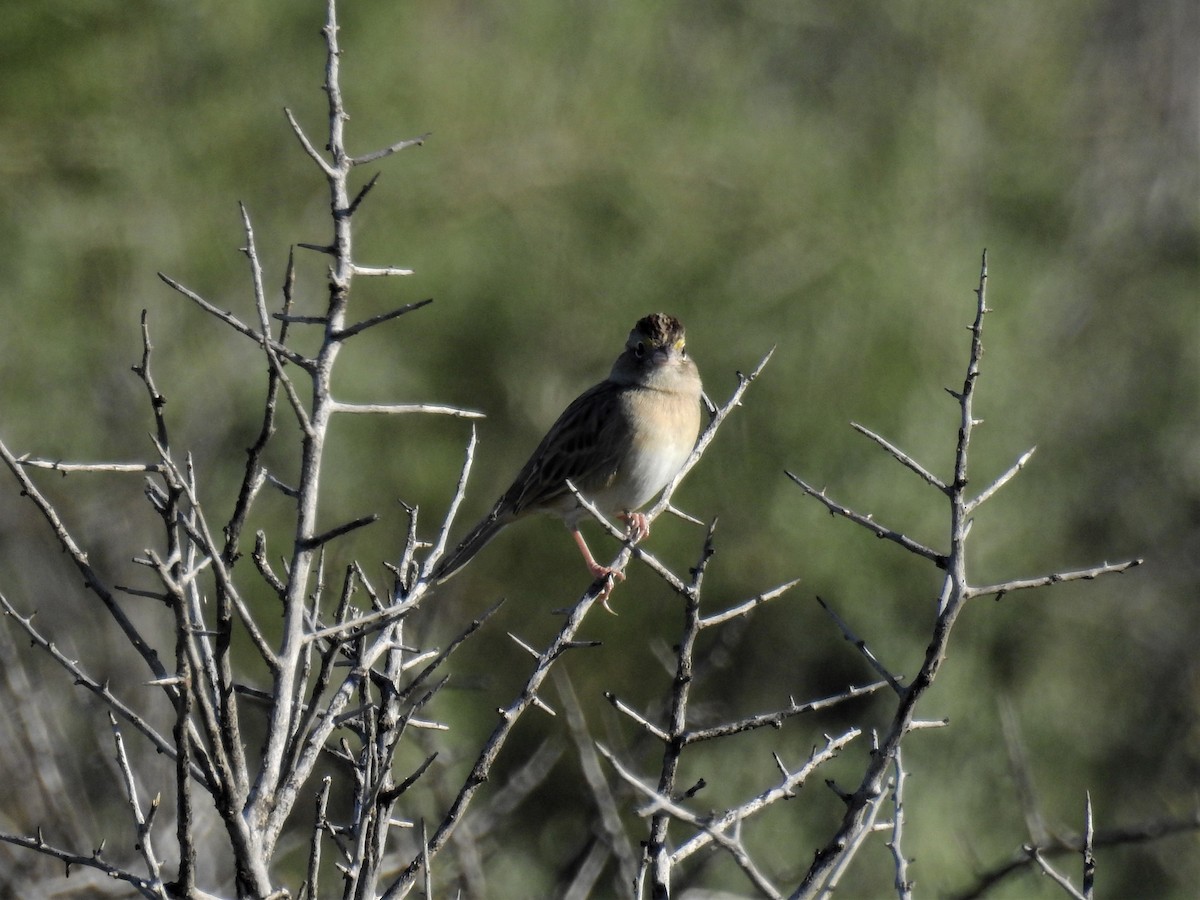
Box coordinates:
[427,510,512,585]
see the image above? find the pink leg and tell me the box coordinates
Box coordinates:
[571,527,624,613]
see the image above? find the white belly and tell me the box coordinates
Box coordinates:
[592,396,697,515]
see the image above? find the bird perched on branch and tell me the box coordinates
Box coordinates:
[429,313,703,604]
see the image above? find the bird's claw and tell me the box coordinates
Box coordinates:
[587,564,625,614]
[620,511,651,543]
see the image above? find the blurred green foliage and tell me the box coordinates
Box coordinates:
[1,1,1197,897]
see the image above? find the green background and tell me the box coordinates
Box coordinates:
[1,1,1196,897]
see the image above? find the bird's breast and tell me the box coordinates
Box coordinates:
[596,387,701,515]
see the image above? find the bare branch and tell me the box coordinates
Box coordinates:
[243,204,314,436]
[699,577,802,628]
[350,132,430,166]
[681,681,887,744]
[639,523,715,897]
[599,743,783,899]
[950,809,1200,900]
[333,298,433,340]
[0,832,162,900]
[667,728,863,866]
[964,447,1036,513]
[296,241,335,256]
[299,513,379,551]
[345,170,381,217]
[851,421,948,492]
[108,713,168,897]
[253,531,287,598]
[0,593,213,789]
[817,596,905,696]
[967,558,1143,600]
[792,251,985,898]
[386,580,616,894]
[554,671,639,891]
[284,106,336,176]
[15,457,162,474]
[1083,792,1095,900]
[153,447,279,670]
[603,692,670,743]
[785,473,947,568]
[664,502,704,526]
[0,437,170,681]
[419,820,433,900]
[1025,846,1088,900]
[302,777,332,900]
[276,598,502,866]
[819,758,891,896]
[349,264,415,277]
[224,246,296,560]
[421,426,478,582]
[329,400,485,418]
[887,749,912,900]
[156,272,312,371]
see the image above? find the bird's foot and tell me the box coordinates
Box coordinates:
[587,562,625,614]
[620,511,650,543]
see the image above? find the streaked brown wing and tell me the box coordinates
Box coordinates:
[501,380,630,516]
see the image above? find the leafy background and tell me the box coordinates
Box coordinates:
[1,1,1196,897]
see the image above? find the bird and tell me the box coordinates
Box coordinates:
[428,312,703,604]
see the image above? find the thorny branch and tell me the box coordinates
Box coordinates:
[0,1,1164,896]
[949,806,1200,900]
[786,251,1142,899]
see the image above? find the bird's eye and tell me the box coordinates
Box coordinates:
[633,341,646,359]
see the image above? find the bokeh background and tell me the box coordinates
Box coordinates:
[1,1,1197,897]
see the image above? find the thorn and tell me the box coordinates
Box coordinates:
[825,778,852,803]
[531,694,557,717]
[146,676,185,687]
[681,778,707,799]
[506,632,540,660]
[562,639,603,650]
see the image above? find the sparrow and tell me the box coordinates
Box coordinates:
[429,313,703,601]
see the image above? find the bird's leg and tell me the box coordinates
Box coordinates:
[570,526,624,614]
[570,528,627,584]
[619,511,650,543]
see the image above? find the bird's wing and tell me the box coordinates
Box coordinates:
[503,380,630,516]
[429,381,628,585]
